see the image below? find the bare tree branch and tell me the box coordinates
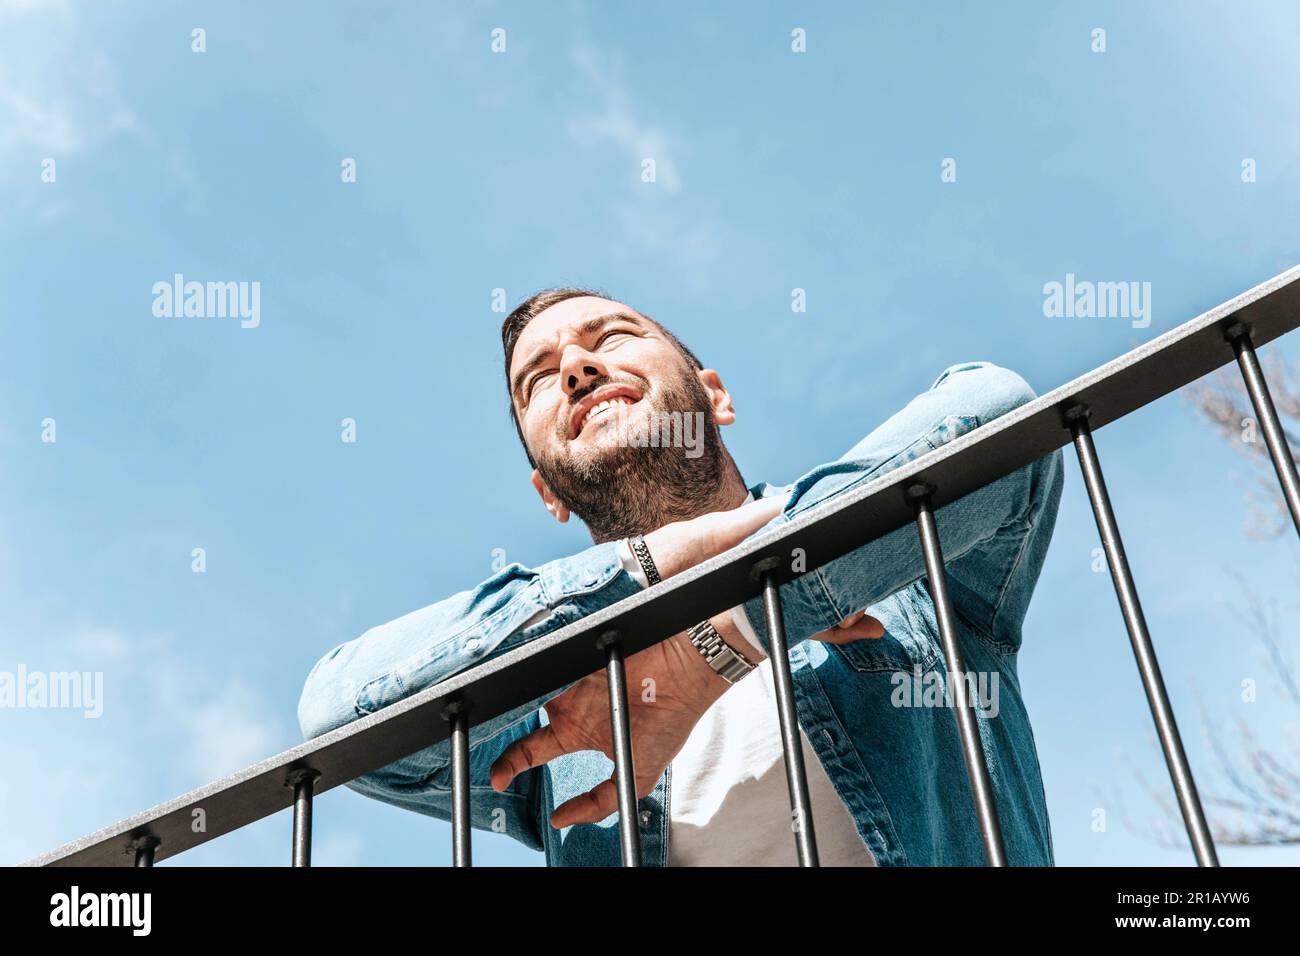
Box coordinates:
[1125,580,1300,848]
[1183,349,1300,540]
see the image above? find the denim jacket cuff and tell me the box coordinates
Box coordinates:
[537,540,645,612]
[615,537,650,589]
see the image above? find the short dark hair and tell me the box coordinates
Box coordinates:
[501,287,704,466]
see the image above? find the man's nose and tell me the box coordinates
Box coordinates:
[560,350,607,395]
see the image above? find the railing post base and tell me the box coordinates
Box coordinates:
[287,767,320,868]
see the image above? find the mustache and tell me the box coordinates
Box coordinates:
[559,375,648,435]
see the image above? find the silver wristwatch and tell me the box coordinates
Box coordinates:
[686,618,757,684]
[627,534,756,685]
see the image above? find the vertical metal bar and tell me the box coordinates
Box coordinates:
[1225,322,1300,538]
[908,485,1008,867]
[598,631,642,866]
[287,768,319,868]
[759,567,820,866]
[130,835,158,867]
[1065,406,1220,866]
[442,702,472,867]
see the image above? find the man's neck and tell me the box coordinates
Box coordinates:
[585,462,750,543]
[658,466,751,525]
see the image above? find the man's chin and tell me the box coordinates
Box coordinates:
[567,438,638,476]
[587,420,632,451]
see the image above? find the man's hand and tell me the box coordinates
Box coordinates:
[488,492,885,829]
[639,493,786,579]
[489,619,726,829]
[489,607,882,828]
[808,607,884,644]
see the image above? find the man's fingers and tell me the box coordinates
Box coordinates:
[839,610,883,637]
[705,495,784,553]
[812,611,884,644]
[550,778,619,829]
[732,495,785,540]
[490,724,567,791]
[852,613,884,637]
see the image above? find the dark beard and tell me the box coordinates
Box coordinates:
[533,370,735,543]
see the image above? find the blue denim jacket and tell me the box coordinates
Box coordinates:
[297,361,1065,866]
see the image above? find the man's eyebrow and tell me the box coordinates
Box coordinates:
[510,311,650,401]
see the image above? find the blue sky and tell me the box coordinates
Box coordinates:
[2,0,1299,867]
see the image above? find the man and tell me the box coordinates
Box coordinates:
[297,288,1065,866]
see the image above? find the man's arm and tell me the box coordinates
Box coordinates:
[295,497,785,846]
[295,538,641,848]
[734,361,1065,658]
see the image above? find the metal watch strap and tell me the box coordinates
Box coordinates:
[627,534,662,585]
[687,618,756,684]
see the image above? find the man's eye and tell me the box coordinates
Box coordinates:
[598,330,631,346]
[527,371,556,399]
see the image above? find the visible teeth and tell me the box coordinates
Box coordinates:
[580,396,634,432]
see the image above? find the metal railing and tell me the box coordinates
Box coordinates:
[21,266,1300,869]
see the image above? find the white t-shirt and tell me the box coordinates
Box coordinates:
[618,493,877,867]
[666,651,876,866]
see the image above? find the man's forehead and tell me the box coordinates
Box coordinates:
[511,296,647,367]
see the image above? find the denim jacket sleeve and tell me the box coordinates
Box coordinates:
[737,361,1063,660]
[296,539,645,851]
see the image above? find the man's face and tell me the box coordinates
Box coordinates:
[507,295,733,534]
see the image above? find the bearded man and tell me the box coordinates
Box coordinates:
[297,288,1064,866]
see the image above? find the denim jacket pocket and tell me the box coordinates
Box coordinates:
[355,670,406,716]
[926,413,979,449]
[871,413,980,478]
[831,588,940,674]
[832,627,939,674]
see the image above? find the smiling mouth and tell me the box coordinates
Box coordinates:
[576,395,640,437]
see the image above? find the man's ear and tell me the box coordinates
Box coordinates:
[531,469,571,524]
[697,369,736,426]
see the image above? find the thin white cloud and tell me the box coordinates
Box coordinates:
[0,9,212,226]
[125,635,287,785]
[64,625,287,783]
[178,680,285,782]
[1,621,288,863]
[0,0,68,14]
[0,5,136,164]
[0,88,80,153]
[567,43,683,194]
[70,625,133,661]
[560,42,764,297]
